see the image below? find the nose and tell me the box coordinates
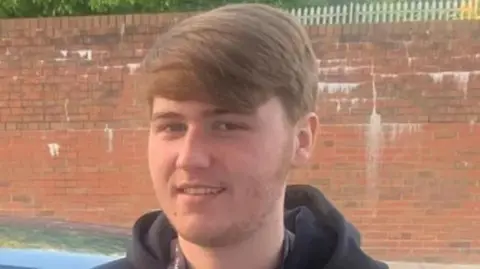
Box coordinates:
[175,126,211,169]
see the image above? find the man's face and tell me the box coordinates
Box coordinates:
[147,96,316,247]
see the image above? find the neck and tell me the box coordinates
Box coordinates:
[177,206,285,269]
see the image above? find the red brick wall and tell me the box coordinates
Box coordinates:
[0,14,479,263]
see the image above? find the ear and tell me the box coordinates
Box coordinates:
[291,112,319,167]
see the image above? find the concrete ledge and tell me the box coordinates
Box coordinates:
[387,262,480,269]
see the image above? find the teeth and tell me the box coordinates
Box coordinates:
[182,187,223,195]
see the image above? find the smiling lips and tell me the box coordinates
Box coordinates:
[178,185,225,196]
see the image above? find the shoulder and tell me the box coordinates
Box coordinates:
[91,257,134,269]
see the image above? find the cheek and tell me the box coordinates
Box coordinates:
[228,144,287,202]
[232,169,283,221]
[246,137,288,175]
[148,139,175,187]
[148,141,174,209]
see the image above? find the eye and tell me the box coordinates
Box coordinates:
[155,122,187,133]
[213,121,247,131]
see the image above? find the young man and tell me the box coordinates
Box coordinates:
[95,3,388,269]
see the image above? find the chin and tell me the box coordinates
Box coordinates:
[176,222,229,247]
[175,214,255,248]
[176,213,222,232]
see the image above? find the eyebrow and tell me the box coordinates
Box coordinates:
[151,112,183,121]
[151,108,246,121]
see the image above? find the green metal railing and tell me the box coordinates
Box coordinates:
[289,0,479,25]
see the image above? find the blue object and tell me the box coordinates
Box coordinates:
[0,248,124,269]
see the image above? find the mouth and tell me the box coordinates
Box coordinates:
[178,186,225,196]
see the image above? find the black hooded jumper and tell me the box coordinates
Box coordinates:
[93,185,389,269]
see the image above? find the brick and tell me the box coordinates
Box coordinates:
[0,13,479,265]
[35,210,55,217]
[11,194,33,204]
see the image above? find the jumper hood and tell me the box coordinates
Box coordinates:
[98,184,388,269]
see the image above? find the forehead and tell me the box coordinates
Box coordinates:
[150,96,286,122]
[152,97,217,113]
[151,98,233,121]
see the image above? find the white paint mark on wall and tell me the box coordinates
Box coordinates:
[378,73,398,78]
[470,116,477,133]
[365,71,382,217]
[403,41,414,68]
[76,50,92,61]
[101,65,124,70]
[318,66,341,73]
[328,98,359,104]
[318,82,360,94]
[387,123,422,141]
[335,100,341,112]
[326,123,423,143]
[120,23,125,39]
[328,98,361,113]
[127,63,141,74]
[407,57,414,67]
[104,124,114,152]
[429,72,444,83]
[64,99,70,122]
[344,66,370,72]
[54,50,69,62]
[55,49,93,61]
[47,143,60,157]
[318,65,370,74]
[318,58,349,64]
[450,54,480,60]
[96,63,140,74]
[455,72,470,99]
[349,98,360,114]
[427,71,470,98]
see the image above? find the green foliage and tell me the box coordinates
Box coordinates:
[0,0,89,17]
[0,0,396,18]
[0,0,335,18]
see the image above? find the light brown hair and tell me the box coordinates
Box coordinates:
[141,3,318,123]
